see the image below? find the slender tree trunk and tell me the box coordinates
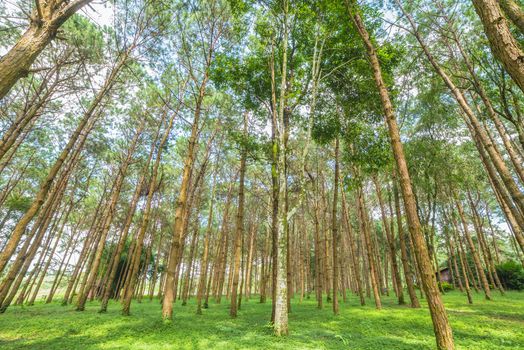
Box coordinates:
[341,188,365,305]
[331,137,340,315]
[348,5,454,348]
[374,176,405,305]
[230,114,248,318]
[450,212,473,304]
[357,185,381,309]
[196,168,219,314]
[468,192,505,295]
[273,1,289,334]
[313,180,323,309]
[162,78,206,321]
[122,112,176,316]
[182,215,201,306]
[455,197,492,300]
[245,222,256,300]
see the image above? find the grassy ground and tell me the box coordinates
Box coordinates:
[0,291,523,349]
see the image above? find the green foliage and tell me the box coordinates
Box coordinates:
[439,282,455,292]
[496,261,524,291]
[311,109,341,145]
[342,120,392,175]
[62,14,105,62]
[5,193,32,213]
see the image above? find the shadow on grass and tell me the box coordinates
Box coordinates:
[0,291,523,349]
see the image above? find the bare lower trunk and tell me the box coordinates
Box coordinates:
[341,189,365,305]
[455,197,492,300]
[357,186,381,309]
[162,101,202,321]
[348,5,454,348]
[230,115,248,318]
[331,137,340,315]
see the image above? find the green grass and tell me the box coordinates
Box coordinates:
[0,291,523,349]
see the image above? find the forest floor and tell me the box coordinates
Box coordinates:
[0,291,522,349]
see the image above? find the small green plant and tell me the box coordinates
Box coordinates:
[439,282,454,292]
[335,334,350,345]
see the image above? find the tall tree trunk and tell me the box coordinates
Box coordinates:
[245,222,256,300]
[500,0,524,34]
[449,210,474,304]
[471,0,524,93]
[230,114,248,318]
[313,176,323,309]
[467,192,505,295]
[331,138,340,315]
[348,5,454,348]
[182,211,201,306]
[341,188,365,305]
[375,176,405,305]
[0,0,93,99]
[162,79,205,321]
[455,197,492,300]
[122,111,176,316]
[445,25,524,185]
[357,185,381,309]
[273,0,289,335]
[196,167,219,314]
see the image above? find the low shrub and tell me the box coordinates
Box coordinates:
[495,261,524,290]
[439,282,454,292]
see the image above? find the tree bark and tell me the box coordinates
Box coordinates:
[331,137,340,315]
[500,0,524,34]
[230,114,248,318]
[0,0,93,99]
[375,176,405,305]
[162,82,205,321]
[471,0,524,93]
[348,4,454,348]
[357,185,381,309]
[455,197,492,300]
[341,188,365,305]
